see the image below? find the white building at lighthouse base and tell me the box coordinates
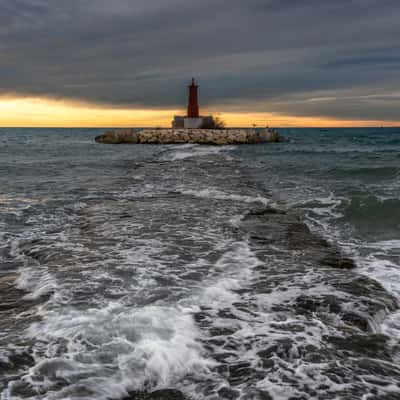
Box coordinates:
[172,116,214,129]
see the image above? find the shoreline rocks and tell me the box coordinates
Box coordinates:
[95,128,287,145]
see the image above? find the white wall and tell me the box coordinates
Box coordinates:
[184,118,203,129]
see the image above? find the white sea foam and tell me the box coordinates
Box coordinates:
[181,188,271,206]
[199,241,261,308]
[11,237,264,399]
[22,304,213,399]
[164,145,236,161]
[295,193,345,220]
[229,214,244,227]
[355,256,400,337]
[8,237,59,300]
[364,239,400,250]
[16,267,58,300]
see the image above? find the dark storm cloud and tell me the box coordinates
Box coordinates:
[1,0,400,120]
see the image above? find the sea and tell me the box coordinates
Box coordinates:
[0,127,399,400]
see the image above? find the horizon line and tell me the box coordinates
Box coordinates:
[1,126,399,129]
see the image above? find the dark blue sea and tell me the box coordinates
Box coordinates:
[1,128,400,399]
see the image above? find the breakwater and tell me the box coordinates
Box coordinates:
[95,128,286,145]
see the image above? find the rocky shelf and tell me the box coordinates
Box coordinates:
[95,128,287,145]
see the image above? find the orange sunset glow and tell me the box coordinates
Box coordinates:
[0,96,399,128]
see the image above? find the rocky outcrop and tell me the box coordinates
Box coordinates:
[95,128,287,145]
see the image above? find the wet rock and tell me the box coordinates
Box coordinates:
[333,275,398,313]
[3,380,38,398]
[209,327,237,337]
[356,358,400,379]
[295,295,342,315]
[260,358,275,370]
[0,350,35,378]
[286,221,331,250]
[247,207,287,216]
[218,386,240,399]
[257,391,273,400]
[328,334,391,360]
[228,362,256,385]
[257,345,279,360]
[213,352,237,363]
[341,311,371,331]
[193,311,209,323]
[257,339,297,363]
[336,276,393,300]
[321,254,357,269]
[124,389,187,400]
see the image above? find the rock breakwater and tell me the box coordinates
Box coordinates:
[95,128,286,145]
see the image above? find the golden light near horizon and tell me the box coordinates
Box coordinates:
[0,96,179,128]
[218,112,400,128]
[0,96,399,128]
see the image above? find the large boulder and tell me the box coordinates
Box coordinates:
[230,129,248,143]
[139,130,159,143]
[95,129,139,144]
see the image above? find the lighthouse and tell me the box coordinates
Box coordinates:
[187,78,199,118]
[172,78,213,129]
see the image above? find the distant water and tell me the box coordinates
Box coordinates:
[1,128,400,399]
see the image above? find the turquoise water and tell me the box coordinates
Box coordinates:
[1,128,400,399]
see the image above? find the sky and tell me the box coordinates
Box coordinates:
[1,0,400,127]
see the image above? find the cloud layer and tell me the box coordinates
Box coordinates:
[1,0,400,121]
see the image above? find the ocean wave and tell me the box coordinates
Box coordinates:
[329,166,399,180]
[16,267,58,300]
[341,195,400,234]
[181,188,271,206]
[22,304,212,399]
[363,240,400,251]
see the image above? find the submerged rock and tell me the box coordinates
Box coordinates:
[95,128,287,145]
[123,389,187,400]
[321,254,357,269]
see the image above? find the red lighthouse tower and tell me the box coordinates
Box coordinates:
[187,78,199,118]
[172,78,212,128]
